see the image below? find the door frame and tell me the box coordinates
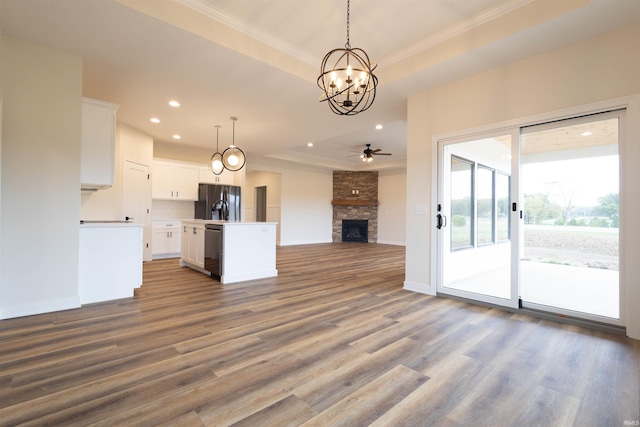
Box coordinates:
[431,97,634,329]
[123,158,152,262]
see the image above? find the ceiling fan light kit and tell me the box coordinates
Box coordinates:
[360,143,391,163]
[318,0,378,116]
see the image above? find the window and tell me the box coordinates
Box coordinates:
[450,156,474,250]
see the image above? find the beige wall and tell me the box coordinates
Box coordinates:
[0,36,83,318]
[245,170,282,243]
[405,23,640,338]
[250,159,333,246]
[378,169,407,246]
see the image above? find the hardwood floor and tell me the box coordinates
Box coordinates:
[0,242,638,426]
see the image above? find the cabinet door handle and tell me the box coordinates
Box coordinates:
[193,227,196,234]
[183,226,187,232]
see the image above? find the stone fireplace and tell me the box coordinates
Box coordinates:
[332,171,378,243]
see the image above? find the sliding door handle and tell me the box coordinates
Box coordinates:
[437,214,447,229]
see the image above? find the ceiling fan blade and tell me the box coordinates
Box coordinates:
[375,152,392,156]
[371,148,382,153]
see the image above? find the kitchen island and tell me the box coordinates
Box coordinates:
[180,220,277,284]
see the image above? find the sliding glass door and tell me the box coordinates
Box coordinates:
[437,132,519,308]
[520,111,621,321]
[436,110,622,324]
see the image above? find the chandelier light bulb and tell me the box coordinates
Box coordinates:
[211,158,223,171]
[227,154,239,166]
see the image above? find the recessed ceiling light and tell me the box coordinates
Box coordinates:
[581,131,593,136]
[169,100,180,107]
[307,142,314,147]
[173,134,181,140]
[375,124,383,130]
[150,118,160,123]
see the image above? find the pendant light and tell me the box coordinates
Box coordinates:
[222,116,246,172]
[317,0,378,116]
[209,125,224,175]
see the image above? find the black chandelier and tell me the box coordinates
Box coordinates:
[317,0,378,116]
[221,116,246,172]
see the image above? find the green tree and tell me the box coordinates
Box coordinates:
[592,192,619,227]
[524,193,562,224]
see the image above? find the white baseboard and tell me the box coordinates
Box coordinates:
[0,296,81,320]
[376,240,406,246]
[279,239,333,246]
[403,280,435,295]
[222,269,278,284]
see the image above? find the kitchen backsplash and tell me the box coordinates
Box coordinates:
[152,200,194,220]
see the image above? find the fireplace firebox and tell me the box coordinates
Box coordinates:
[342,219,368,243]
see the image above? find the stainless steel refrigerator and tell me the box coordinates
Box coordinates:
[194,184,241,221]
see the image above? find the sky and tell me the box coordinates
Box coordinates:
[522,155,619,207]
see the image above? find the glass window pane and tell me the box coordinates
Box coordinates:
[451,156,473,250]
[477,166,494,245]
[497,172,510,242]
[521,115,619,319]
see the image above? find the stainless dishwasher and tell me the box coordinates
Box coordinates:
[204,224,222,279]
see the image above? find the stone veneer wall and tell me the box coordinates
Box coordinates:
[332,171,378,243]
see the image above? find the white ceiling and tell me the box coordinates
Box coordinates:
[1,0,639,171]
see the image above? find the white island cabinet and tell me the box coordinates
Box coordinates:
[79,222,143,304]
[180,220,277,284]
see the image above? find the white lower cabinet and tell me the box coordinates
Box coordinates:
[152,221,181,259]
[181,221,205,269]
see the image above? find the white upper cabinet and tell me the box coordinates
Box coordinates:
[152,160,198,200]
[198,165,235,185]
[80,98,118,190]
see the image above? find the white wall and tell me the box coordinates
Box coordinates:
[378,169,406,246]
[405,23,640,338]
[0,36,83,318]
[250,159,332,246]
[80,123,153,220]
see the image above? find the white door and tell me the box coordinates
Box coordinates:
[124,160,151,261]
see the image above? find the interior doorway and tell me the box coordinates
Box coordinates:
[255,186,267,222]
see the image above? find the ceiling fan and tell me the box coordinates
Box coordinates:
[360,143,391,163]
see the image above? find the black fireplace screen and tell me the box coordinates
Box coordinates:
[342,219,368,242]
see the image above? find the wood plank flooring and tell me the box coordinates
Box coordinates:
[0,242,638,426]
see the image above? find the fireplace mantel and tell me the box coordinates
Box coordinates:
[332,200,379,207]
